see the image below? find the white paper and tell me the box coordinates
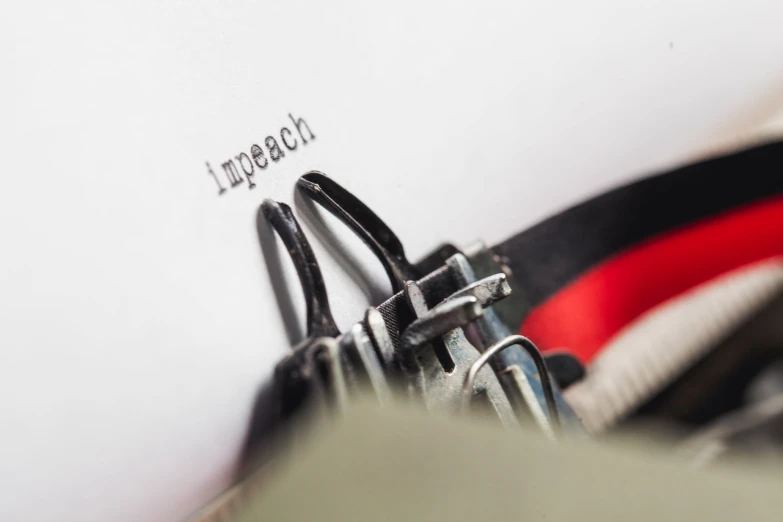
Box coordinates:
[3,1,783,520]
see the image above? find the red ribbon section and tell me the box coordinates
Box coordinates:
[520,195,783,364]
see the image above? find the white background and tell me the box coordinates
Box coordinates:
[3,1,783,520]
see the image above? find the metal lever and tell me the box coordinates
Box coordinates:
[398,295,484,373]
[443,273,512,308]
[261,199,340,340]
[339,323,393,405]
[462,335,561,437]
[306,337,349,414]
[364,306,399,369]
[263,198,392,411]
[297,172,419,292]
[261,199,348,420]
[297,172,461,361]
[442,253,579,434]
[440,271,563,433]
[242,201,351,472]
[399,281,518,427]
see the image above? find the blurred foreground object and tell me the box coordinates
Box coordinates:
[193,402,783,522]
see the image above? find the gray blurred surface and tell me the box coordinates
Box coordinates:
[228,402,783,522]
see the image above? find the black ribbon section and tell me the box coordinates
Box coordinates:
[493,140,783,314]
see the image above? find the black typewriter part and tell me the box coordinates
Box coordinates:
[239,177,582,475]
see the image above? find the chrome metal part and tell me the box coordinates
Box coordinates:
[364,306,397,369]
[463,240,530,333]
[443,273,512,308]
[317,337,349,413]
[444,253,579,433]
[461,334,561,435]
[400,281,518,427]
[499,366,555,440]
[398,295,483,372]
[339,323,393,405]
